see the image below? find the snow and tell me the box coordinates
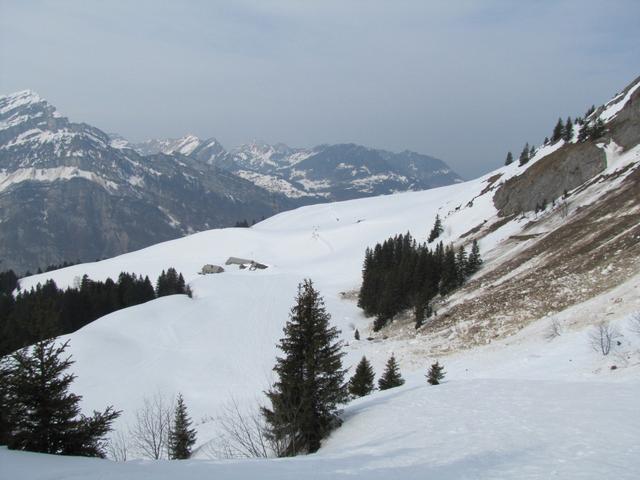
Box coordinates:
[234,170,315,198]
[0,166,118,193]
[6,123,640,477]
[600,79,640,122]
[172,134,202,156]
[0,89,43,115]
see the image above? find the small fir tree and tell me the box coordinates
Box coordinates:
[354,329,360,341]
[552,117,564,142]
[585,105,596,118]
[378,354,404,390]
[427,361,446,385]
[348,357,375,397]
[262,280,348,456]
[465,240,482,276]
[168,393,197,460]
[504,151,513,166]
[529,144,535,159]
[518,143,530,166]
[427,215,444,243]
[5,339,119,456]
[455,245,468,287]
[590,118,606,139]
[562,117,574,142]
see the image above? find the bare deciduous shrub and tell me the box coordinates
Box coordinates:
[106,430,130,462]
[205,398,287,459]
[629,311,640,336]
[545,319,562,340]
[589,322,621,356]
[130,393,174,459]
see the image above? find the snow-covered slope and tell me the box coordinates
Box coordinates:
[9,121,640,477]
[5,77,640,478]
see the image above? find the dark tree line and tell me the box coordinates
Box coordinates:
[0,267,192,356]
[550,107,606,144]
[358,233,481,331]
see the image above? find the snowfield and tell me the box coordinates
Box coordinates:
[5,137,640,478]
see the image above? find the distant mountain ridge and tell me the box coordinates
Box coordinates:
[0,91,461,272]
[111,135,462,200]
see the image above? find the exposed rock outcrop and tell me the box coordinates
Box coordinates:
[493,141,606,216]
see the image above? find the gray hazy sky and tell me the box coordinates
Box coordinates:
[1,0,638,179]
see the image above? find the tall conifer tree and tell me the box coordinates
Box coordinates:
[518,143,530,166]
[563,117,574,141]
[552,117,564,142]
[262,280,347,456]
[428,215,444,243]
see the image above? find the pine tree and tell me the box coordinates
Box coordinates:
[585,105,596,118]
[578,122,590,142]
[518,143,530,166]
[590,118,606,139]
[455,246,468,287]
[552,117,564,142]
[5,339,119,456]
[504,151,513,166]
[354,329,360,341]
[465,239,482,276]
[529,144,535,159]
[563,117,574,142]
[426,361,446,385]
[427,215,444,243]
[439,244,458,295]
[414,299,426,329]
[168,393,197,460]
[0,355,12,445]
[262,280,347,456]
[378,354,404,390]
[348,356,375,397]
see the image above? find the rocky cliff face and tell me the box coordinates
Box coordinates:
[493,142,607,216]
[494,76,640,217]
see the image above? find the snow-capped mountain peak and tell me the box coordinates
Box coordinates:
[0,89,44,114]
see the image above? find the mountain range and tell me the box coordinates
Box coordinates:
[0,91,461,273]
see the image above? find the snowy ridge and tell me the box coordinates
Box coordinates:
[0,89,43,115]
[600,77,640,122]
